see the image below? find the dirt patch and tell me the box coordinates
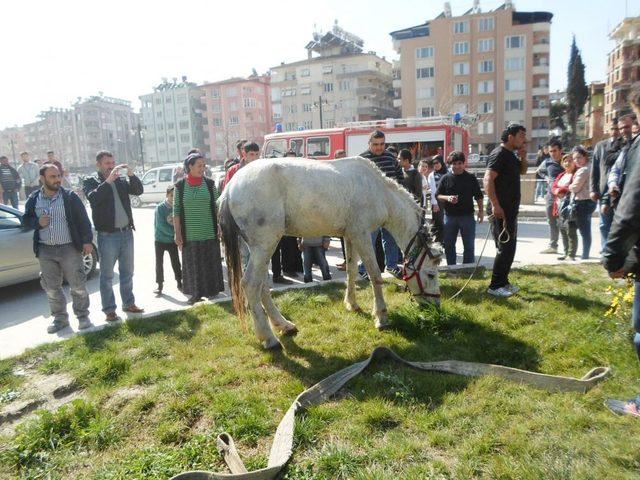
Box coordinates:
[104,386,147,410]
[0,370,83,436]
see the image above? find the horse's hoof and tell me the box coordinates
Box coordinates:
[282,325,298,336]
[264,339,283,351]
[345,303,362,313]
[375,320,391,331]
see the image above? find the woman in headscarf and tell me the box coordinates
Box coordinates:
[173,153,224,304]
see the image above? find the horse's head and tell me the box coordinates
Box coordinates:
[402,225,443,306]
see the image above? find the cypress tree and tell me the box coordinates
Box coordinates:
[566,36,588,144]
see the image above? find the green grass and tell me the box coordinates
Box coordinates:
[1,264,640,479]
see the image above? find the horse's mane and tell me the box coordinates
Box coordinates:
[353,156,423,220]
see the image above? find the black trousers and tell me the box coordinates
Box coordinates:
[271,238,284,277]
[155,241,182,284]
[489,216,518,289]
[430,202,445,243]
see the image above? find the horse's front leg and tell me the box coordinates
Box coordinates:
[352,231,389,330]
[262,276,298,335]
[242,246,281,350]
[343,237,362,312]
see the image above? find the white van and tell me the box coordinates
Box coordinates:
[130,164,182,207]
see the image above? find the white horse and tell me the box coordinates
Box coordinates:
[219,156,443,350]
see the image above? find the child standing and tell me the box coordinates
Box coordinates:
[298,236,332,283]
[154,186,182,295]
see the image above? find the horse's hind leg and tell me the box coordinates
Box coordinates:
[343,238,362,312]
[242,246,281,350]
[351,232,389,330]
[261,278,298,335]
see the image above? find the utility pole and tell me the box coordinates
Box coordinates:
[318,95,324,129]
[137,123,145,173]
[9,138,17,167]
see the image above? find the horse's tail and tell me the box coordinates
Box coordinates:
[219,193,248,329]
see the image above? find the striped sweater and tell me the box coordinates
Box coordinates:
[360,149,403,183]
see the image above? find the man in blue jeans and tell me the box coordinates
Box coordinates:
[83,150,145,322]
[358,130,404,280]
[436,151,484,265]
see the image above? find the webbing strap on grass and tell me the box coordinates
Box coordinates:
[170,346,610,480]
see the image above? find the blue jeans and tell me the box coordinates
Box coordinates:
[574,200,596,259]
[97,229,135,313]
[599,205,614,253]
[358,228,400,274]
[633,282,640,362]
[2,189,19,209]
[302,246,331,282]
[535,179,547,199]
[443,214,476,265]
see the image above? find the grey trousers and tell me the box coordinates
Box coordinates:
[38,244,90,324]
[545,194,559,248]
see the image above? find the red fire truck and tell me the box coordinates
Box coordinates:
[263,117,470,161]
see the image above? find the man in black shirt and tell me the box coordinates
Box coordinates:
[436,151,483,265]
[398,149,422,203]
[484,124,528,297]
[537,139,565,253]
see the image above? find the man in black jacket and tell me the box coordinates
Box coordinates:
[591,118,623,249]
[358,130,404,279]
[83,150,144,322]
[398,149,422,203]
[24,164,93,333]
[0,155,21,209]
[603,101,640,362]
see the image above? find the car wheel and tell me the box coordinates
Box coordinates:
[130,195,142,208]
[84,248,98,278]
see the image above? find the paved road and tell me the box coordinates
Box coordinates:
[0,206,602,359]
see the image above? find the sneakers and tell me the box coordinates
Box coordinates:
[505,284,520,294]
[77,317,93,330]
[154,283,163,295]
[47,320,69,334]
[540,247,558,254]
[358,271,370,281]
[273,276,294,285]
[177,280,183,292]
[386,266,403,279]
[557,255,567,261]
[487,286,513,298]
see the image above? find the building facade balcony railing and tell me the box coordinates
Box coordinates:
[532,65,550,75]
[532,43,550,54]
[532,108,550,117]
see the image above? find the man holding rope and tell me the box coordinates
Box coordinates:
[484,124,528,298]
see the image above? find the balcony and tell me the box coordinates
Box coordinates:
[531,129,549,138]
[532,64,549,75]
[393,98,402,108]
[532,86,549,96]
[356,86,384,96]
[532,22,550,32]
[532,108,550,117]
[533,43,550,54]
[392,78,402,88]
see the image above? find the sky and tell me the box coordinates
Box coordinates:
[1,0,638,130]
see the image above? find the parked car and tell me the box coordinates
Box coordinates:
[0,204,98,288]
[130,164,183,207]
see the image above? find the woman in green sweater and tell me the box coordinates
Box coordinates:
[173,153,224,304]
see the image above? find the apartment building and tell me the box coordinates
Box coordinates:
[22,109,77,167]
[0,127,28,166]
[604,16,640,124]
[270,23,396,132]
[139,77,206,167]
[200,75,273,163]
[390,1,552,153]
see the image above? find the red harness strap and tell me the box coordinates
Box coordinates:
[403,249,441,299]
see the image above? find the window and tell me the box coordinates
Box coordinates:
[211,102,221,113]
[505,78,525,91]
[177,94,187,103]
[417,87,435,99]
[303,120,313,130]
[454,41,469,55]
[505,35,525,49]
[421,106,435,117]
[323,83,334,93]
[168,135,176,143]
[478,17,495,31]
[453,83,469,96]
[479,101,493,114]
[165,96,172,103]
[157,124,164,131]
[478,60,494,73]
[454,21,469,34]
[478,38,495,52]
[180,133,190,143]
[339,80,351,91]
[505,99,525,111]
[229,116,239,125]
[212,118,222,127]
[300,68,310,77]
[156,111,162,118]
[505,57,525,71]
[243,98,257,108]
[478,121,494,134]
[477,80,494,94]
[453,62,470,75]
[0,209,21,229]
[264,139,286,158]
[307,137,330,157]
[229,102,238,110]
[179,121,189,129]
[166,122,174,129]
[416,46,434,58]
[300,86,311,95]
[322,65,333,74]
[155,98,162,105]
[290,138,304,155]
[141,170,157,185]
[211,89,220,99]
[159,168,173,182]
[303,103,312,112]
[416,67,435,78]
[226,87,238,96]
[181,107,188,115]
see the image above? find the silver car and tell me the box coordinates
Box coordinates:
[0,204,98,288]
